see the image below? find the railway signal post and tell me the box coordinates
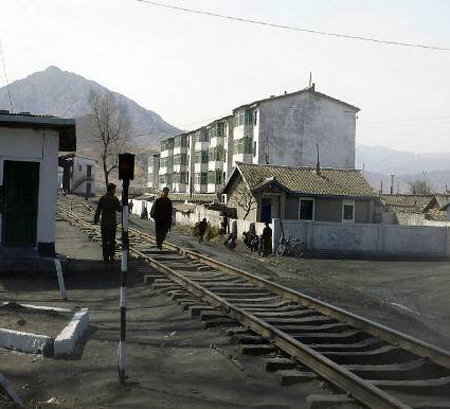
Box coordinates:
[117,153,135,385]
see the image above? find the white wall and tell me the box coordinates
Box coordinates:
[258,91,356,170]
[71,157,96,195]
[272,218,450,258]
[0,127,59,248]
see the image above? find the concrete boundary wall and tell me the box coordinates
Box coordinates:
[130,199,223,228]
[272,219,450,259]
[230,219,266,239]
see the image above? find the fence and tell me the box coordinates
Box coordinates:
[272,218,450,259]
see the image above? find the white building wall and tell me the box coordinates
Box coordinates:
[0,127,59,248]
[258,91,356,169]
[71,156,96,195]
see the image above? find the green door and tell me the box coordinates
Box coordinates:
[2,161,40,247]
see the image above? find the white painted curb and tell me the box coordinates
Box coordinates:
[54,308,89,357]
[0,328,53,356]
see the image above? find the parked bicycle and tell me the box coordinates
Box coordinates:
[276,236,305,257]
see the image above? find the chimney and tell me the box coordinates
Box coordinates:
[316,143,321,175]
[284,90,287,95]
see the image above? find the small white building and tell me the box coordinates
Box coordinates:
[58,154,97,196]
[0,111,76,257]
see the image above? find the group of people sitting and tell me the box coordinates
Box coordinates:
[242,222,272,257]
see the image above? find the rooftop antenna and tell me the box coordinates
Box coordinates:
[309,72,313,87]
[316,143,321,175]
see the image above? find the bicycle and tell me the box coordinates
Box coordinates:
[276,236,305,257]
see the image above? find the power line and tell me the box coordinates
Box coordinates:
[136,0,450,52]
[0,30,13,112]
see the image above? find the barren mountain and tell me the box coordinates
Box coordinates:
[0,66,180,150]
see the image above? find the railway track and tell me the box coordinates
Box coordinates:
[58,198,450,409]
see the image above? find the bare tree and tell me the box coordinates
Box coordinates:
[88,89,131,187]
[408,177,433,195]
[232,184,257,220]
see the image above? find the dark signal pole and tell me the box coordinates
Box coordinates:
[118,153,135,385]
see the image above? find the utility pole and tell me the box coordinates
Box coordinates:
[118,153,135,385]
[390,174,395,195]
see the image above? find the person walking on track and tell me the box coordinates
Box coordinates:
[195,218,208,244]
[94,183,122,263]
[150,187,173,250]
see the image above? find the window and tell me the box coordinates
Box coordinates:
[86,165,92,177]
[78,165,82,172]
[196,129,208,143]
[194,151,208,163]
[161,139,174,150]
[244,109,253,126]
[174,154,187,165]
[233,137,253,155]
[195,172,207,185]
[209,145,225,161]
[342,200,355,222]
[234,109,244,126]
[253,141,257,157]
[217,122,224,137]
[253,110,258,126]
[299,199,314,220]
[235,109,253,126]
[208,170,222,185]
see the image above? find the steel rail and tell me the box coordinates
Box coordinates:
[129,227,450,369]
[129,245,410,409]
[58,207,450,408]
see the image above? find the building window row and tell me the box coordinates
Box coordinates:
[207,170,224,185]
[174,135,189,148]
[173,172,188,184]
[209,145,226,161]
[161,139,174,151]
[195,172,208,185]
[159,175,172,185]
[234,109,253,127]
[207,122,225,139]
[233,136,253,155]
[195,150,209,163]
[160,157,173,168]
[174,153,188,165]
[195,129,208,143]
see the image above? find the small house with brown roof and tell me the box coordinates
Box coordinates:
[223,162,379,223]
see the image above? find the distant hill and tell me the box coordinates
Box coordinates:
[0,66,180,150]
[356,144,450,175]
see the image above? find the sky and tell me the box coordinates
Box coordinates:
[0,0,449,153]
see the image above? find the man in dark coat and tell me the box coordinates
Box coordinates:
[94,183,122,263]
[262,222,272,257]
[150,187,173,250]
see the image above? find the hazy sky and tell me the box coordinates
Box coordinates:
[1,0,449,152]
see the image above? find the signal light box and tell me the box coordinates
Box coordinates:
[119,153,135,181]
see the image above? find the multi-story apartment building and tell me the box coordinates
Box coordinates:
[151,85,359,194]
